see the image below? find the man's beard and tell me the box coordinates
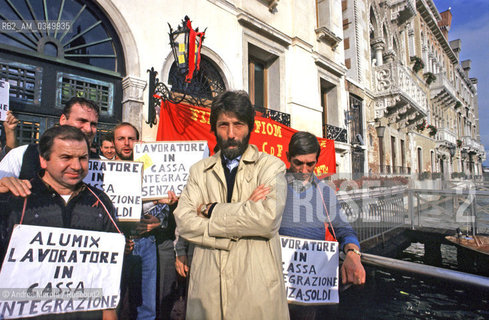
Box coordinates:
[116,149,133,161]
[118,154,133,161]
[216,134,250,160]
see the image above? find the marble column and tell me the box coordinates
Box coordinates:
[122,76,147,135]
[371,38,385,66]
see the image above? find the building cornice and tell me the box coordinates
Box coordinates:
[207,0,238,15]
[312,52,347,78]
[315,27,342,50]
[455,64,476,93]
[291,37,313,52]
[237,12,291,47]
[416,0,457,64]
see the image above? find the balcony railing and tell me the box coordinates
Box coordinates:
[254,106,290,127]
[473,141,484,153]
[431,73,457,107]
[379,165,411,175]
[461,136,485,154]
[436,128,457,145]
[323,124,348,143]
[374,61,428,114]
[394,166,411,175]
[462,136,475,149]
[387,0,416,25]
[380,164,392,174]
[338,186,407,241]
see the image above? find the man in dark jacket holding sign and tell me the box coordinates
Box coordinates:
[0,125,119,320]
[279,131,365,320]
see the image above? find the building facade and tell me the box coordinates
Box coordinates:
[342,0,485,179]
[0,0,484,179]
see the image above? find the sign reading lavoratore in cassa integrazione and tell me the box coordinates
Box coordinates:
[83,160,143,222]
[133,141,209,200]
[0,225,125,319]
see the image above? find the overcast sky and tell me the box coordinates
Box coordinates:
[432,0,489,166]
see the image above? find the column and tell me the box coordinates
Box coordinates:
[371,39,385,66]
[383,50,395,63]
[407,26,415,56]
[122,76,147,135]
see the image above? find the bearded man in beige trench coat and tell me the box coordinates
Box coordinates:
[174,91,289,320]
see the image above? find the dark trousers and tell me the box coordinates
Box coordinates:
[118,236,157,320]
[156,239,178,320]
[289,304,340,320]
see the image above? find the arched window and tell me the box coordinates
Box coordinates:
[382,25,388,43]
[0,0,124,144]
[0,0,123,72]
[369,7,379,64]
[369,7,378,39]
[167,55,226,105]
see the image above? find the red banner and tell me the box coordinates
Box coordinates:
[156,101,336,177]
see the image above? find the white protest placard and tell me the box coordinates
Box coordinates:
[133,141,209,199]
[0,80,10,121]
[0,225,125,319]
[281,235,339,305]
[84,160,143,222]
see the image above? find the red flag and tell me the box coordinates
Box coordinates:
[185,19,205,82]
[156,100,336,177]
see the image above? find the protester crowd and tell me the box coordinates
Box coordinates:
[0,92,365,320]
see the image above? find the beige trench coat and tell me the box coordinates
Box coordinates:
[174,145,289,320]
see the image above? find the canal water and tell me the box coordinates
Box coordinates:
[322,243,489,320]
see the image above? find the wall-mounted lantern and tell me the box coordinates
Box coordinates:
[449,146,456,157]
[376,126,386,137]
[168,16,206,83]
[146,16,209,127]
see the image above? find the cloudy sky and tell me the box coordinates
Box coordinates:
[432,0,489,165]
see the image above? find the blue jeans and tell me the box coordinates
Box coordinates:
[120,236,157,320]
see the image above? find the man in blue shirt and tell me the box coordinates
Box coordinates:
[279,131,365,319]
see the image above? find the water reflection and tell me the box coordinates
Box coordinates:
[319,243,489,320]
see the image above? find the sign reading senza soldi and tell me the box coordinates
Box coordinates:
[281,235,339,305]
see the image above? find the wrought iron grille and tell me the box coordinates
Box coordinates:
[324,124,348,143]
[17,118,41,145]
[0,60,40,104]
[167,57,226,106]
[12,114,116,147]
[349,95,363,142]
[148,56,226,126]
[253,105,290,127]
[13,114,55,145]
[57,72,113,114]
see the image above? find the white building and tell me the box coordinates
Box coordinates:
[0,0,484,178]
